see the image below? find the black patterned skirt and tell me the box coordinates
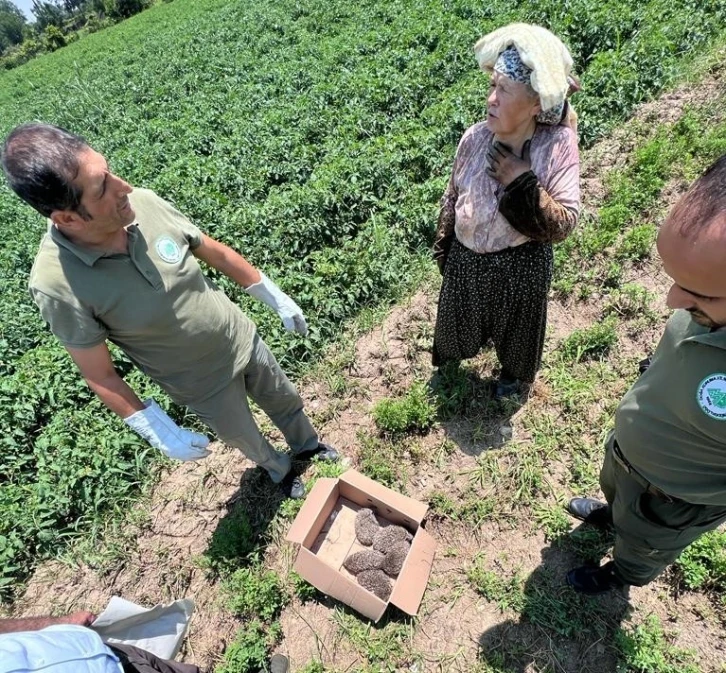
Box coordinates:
[432,238,553,382]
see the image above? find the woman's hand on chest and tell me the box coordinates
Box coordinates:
[486,139,532,187]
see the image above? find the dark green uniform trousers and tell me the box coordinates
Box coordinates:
[600,433,726,586]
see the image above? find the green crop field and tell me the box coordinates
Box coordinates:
[2,1,726,669]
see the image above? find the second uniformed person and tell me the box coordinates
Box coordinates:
[566,155,726,593]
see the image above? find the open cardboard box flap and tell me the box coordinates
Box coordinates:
[338,470,428,522]
[286,477,338,545]
[389,526,437,615]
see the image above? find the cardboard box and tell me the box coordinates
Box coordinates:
[286,469,436,622]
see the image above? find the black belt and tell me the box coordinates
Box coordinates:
[612,441,676,503]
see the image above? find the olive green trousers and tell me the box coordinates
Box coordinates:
[188,333,318,483]
[601,432,726,586]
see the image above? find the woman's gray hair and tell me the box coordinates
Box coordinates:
[1,123,91,218]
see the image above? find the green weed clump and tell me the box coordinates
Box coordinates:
[615,615,699,673]
[467,555,525,613]
[430,490,496,526]
[532,503,572,542]
[372,381,436,435]
[297,664,327,673]
[223,566,289,622]
[357,434,405,489]
[333,609,414,671]
[674,530,726,592]
[560,319,618,362]
[290,571,322,603]
[604,283,657,320]
[215,620,282,673]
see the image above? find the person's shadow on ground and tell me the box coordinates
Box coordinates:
[429,361,522,456]
[204,465,298,568]
[477,527,632,673]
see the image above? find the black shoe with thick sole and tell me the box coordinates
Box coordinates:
[269,654,289,673]
[567,497,613,529]
[280,473,305,500]
[566,561,623,595]
[295,441,339,463]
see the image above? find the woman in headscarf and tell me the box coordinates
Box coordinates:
[433,23,580,399]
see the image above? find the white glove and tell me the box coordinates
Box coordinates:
[245,272,308,336]
[124,399,211,461]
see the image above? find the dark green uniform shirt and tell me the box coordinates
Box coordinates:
[615,310,726,505]
[29,189,256,404]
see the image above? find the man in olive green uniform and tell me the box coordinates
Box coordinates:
[566,155,726,593]
[2,123,338,500]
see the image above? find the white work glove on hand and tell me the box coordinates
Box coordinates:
[245,272,308,336]
[124,399,211,461]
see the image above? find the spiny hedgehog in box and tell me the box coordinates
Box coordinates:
[354,508,380,546]
[357,569,392,601]
[381,540,410,576]
[343,549,385,574]
[372,525,411,552]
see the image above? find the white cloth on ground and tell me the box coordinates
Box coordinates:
[91,596,195,660]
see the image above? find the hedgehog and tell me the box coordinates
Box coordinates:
[372,525,411,552]
[357,569,392,601]
[343,549,385,574]
[354,508,381,546]
[381,540,410,577]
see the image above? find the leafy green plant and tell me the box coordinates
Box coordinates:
[223,566,288,621]
[357,433,404,488]
[297,663,328,673]
[617,223,658,261]
[290,571,322,603]
[674,530,726,592]
[333,609,413,671]
[615,615,699,673]
[372,380,436,435]
[204,507,258,572]
[216,620,282,673]
[533,503,571,542]
[604,283,657,319]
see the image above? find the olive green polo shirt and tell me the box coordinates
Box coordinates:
[29,188,256,404]
[615,310,726,505]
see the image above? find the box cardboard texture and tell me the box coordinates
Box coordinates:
[286,469,436,622]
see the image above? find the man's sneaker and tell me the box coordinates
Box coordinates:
[566,497,613,529]
[295,442,339,463]
[269,654,289,673]
[566,561,624,595]
[280,473,305,500]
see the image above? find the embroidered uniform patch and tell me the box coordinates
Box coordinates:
[696,373,726,420]
[155,236,182,264]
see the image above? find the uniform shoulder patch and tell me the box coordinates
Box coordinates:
[155,236,182,264]
[696,373,726,420]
